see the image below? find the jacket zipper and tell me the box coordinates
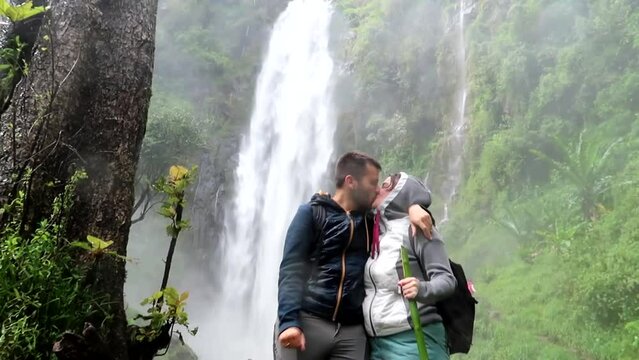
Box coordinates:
[333,212,355,321]
[367,259,379,337]
[365,215,370,253]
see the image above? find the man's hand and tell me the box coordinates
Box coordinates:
[278,327,306,351]
[408,204,432,239]
[399,277,420,300]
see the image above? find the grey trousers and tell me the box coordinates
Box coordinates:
[273,312,368,360]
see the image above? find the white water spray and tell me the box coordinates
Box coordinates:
[190,1,336,358]
[441,0,472,224]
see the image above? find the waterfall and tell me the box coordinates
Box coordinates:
[189,1,336,358]
[441,0,472,224]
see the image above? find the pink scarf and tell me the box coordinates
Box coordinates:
[371,211,381,258]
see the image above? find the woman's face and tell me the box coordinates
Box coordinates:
[372,176,394,209]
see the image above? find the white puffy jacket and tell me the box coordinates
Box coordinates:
[363,172,456,337]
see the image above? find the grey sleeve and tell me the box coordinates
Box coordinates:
[413,230,457,304]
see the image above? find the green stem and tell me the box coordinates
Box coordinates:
[401,246,429,360]
[155,196,183,311]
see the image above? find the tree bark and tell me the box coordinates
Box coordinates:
[0,0,159,359]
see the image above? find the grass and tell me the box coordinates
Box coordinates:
[455,253,631,360]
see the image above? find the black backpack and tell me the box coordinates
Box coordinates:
[438,259,478,354]
[409,231,478,354]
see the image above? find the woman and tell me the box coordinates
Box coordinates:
[363,172,456,360]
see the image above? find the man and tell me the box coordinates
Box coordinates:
[275,151,433,360]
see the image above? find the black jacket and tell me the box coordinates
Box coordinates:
[277,193,372,334]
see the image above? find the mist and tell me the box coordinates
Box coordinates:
[126,0,639,359]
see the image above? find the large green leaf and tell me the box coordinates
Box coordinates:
[86,235,113,250]
[0,1,46,22]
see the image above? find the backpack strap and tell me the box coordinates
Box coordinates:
[311,204,326,238]
[309,203,326,259]
[408,228,427,279]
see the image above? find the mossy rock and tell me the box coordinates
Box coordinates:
[165,338,198,360]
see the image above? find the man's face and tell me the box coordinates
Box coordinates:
[350,164,380,211]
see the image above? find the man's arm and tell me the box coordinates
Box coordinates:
[403,176,434,239]
[277,204,315,335]
[408,204,433,239]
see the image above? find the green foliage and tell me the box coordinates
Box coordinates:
[71,235,128,261]
[565,167,639,328]
[0,1,46,22]
[458,255,632,360]
[129,165,198,353]
[333,0,449,174]
[622,320,639,356]
[134,288,197,343]
[445,1,639,358]
[139,100,206,182]
[0,36,27,104]
[530,130,629,220]
[0,171,103,359]
[154,165,196,238]
[151,0,284,139]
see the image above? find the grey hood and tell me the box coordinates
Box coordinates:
[379,172,431,223]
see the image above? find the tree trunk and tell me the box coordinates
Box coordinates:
[0,0,159,359]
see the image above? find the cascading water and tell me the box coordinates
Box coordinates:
[189,1,336,358]
[441,0,472,224]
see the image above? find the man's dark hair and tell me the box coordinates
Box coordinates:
[334,151,382,188]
